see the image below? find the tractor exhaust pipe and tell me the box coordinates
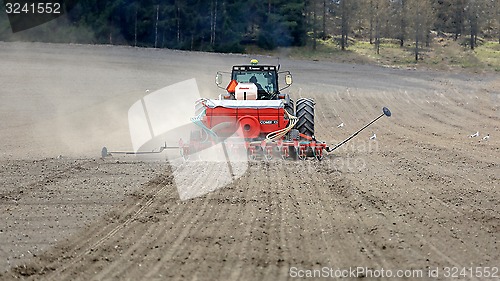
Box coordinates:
[326,107,391,153]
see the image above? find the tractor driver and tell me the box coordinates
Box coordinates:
[250,75,269,99]
[249,76,263,91]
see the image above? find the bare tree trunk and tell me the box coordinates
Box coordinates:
[470,26,475,50]
[134,8,137,47]
[313,0,317,50]
[415,34,419,61]
[304,0,310,34]
[210,0,218,46]
[369,0,374,44]
[176,6,180,44]
[454,0,464,41]
[341,0,347,50]
[426,29,431,47]
[469,0,479,50]
[322,0,326,38]
[415,11,420,62]
[210,0,214,46]
[375,2,380,54]
[400,0,406,47]
[154,5,159,48]
[213,0,218,46]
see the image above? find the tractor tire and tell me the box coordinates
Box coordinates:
[284,99,295,117]
[296,98,315,137]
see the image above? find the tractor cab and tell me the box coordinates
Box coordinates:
[216,59,292,100]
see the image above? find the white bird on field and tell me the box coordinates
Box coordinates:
[145,89,150,93]
[337,122,344,128]
[369,133,377,140]
[469,131,479,138]
[482,134,490,141]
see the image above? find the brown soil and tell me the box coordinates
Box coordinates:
[0,42,498,280]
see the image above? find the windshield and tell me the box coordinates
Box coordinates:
[232,71,277,94]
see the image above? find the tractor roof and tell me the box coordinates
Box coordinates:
[232,65,277,72]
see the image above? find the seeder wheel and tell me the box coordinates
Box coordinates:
[314,148,324,161]
[248,148,257,161]
[297,147,307,160]
[264,147,273,161]
[281,147,289,160]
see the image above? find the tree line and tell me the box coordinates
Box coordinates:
[316,0,500,59]
[1,0,499,56]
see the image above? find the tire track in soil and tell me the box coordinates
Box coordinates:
[141,161,288,280]
[29,171,175,280]
[0,159,121,276]
[88,162,224,279]
[348,152,496,279]
[372,90,446,129]
[297,171,337,267]
[346,89,376,121]
[349,174,468,274]
[367,168,488,281]
[402,88,496,132]
[316,86,498,278]
[326,174,400,270]
[227,161,307,280]
[395,132,496,171]
[433,92,496,122]
[279,161,363,269]
[271,162,301,278]
[350,91,397,138]
[108,195,209,279]
[341,89,373,124]
[313,175,374,268]
[372,113,493,164]
[196,179,255,280]
[319,89,364,142]
[226,163,278,280]
[140,162,230,280]
[384,153,498,235]
[313,95,332,137]
[375,95,474,145]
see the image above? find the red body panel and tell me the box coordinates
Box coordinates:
[203,106,287,138]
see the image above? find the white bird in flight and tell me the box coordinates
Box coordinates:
[337,122,344,128]
[469,131,479,138]
[369,133,376,140]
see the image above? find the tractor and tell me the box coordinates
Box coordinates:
[179,59,328,160]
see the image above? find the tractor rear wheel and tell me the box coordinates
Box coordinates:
[296,98,315,137]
